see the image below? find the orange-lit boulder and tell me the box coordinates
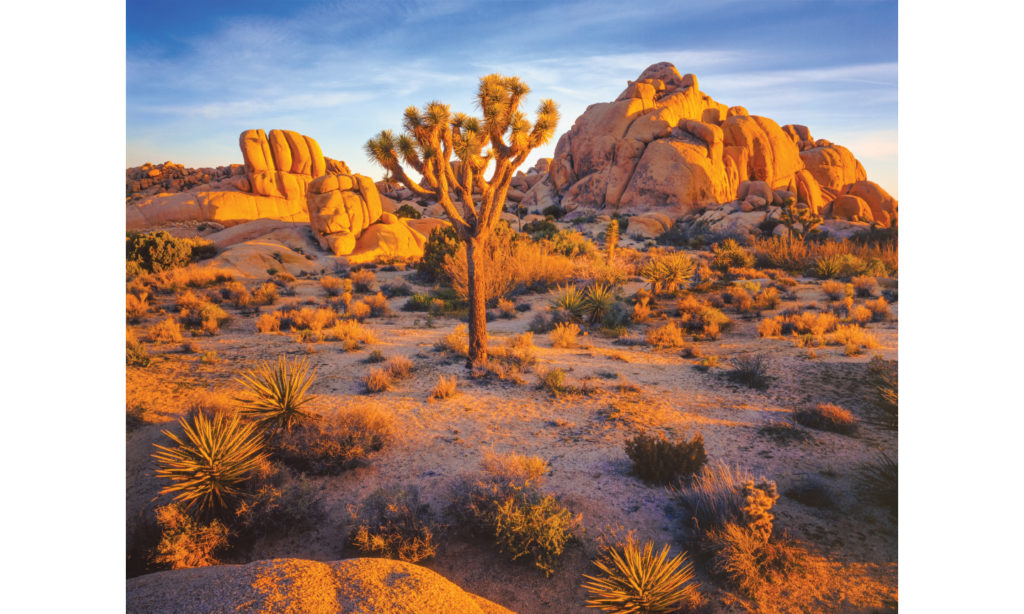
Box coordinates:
[799,142,867,192]
[831,194,874,222]
[844,180,897,226]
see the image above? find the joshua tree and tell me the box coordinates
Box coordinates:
[605,218,619,264]
[365,75,559,367]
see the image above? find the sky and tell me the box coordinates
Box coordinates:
[126,0,898,196]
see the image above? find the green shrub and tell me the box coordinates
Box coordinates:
[491,486,581,577]
[542,229,595,257]
[234,469,326,537]
[350,485,438,563]
[711,239,754,272]
[639,251,696,295]
[542,205,565,219]
[582,538,701,613]
[583,283,616,324]
[417,225,460,282]
[625,432,707,485]
[550,284,587,322]
[540,367,570,396]
[152,413,267,516]
[127,231,216,274]
[729,354,770,389]
[523,218,559,238]
[235,356,317,433]
[395,204,422,219]
[857,452,897,515]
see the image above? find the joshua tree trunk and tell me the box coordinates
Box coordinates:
[465,234,488,367]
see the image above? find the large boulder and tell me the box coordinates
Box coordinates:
[125,557,514,614]
[843,180,898,227]
[127,130,348,229]
[306,172,449,263]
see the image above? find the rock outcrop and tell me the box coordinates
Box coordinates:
[127,129,350,230]
[536,62,895,229]
[126,557,514,614]
[306,173,448,264]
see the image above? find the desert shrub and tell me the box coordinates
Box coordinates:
[858,452,898,515]
[320,275,345,296]
[283,306,339,333]
[722,285,754,313]
[145,266,235,293]
[785,476,836,509]
[497,298,517,318]
[758,420,811,445]
[866,296,891,321]
[677,296,730,340]
[127,231,216,274]
[677,462,778,535]
[127,330,151,367]
[235,355,317,433]
[404,293,433,312]
[542,228,596,258]
[757,317,782,338]
[151,504,229,570]
[351,269,377,292]
[753,286,780,311]
[794,403,857,434]
[631,296,652,323]
[625,432,707,485]
[350,485,438,563]
[583,283,616,324]
[365,292,390,317]
[491,487,581,577]
[363,367,392,393]
[126,292,150,321]
[234,468,326,537]
[429,374,458,400]
[711,239,754,272]
[273,406,393,475]
[395,204,422,219]
[729,354,770,389]
[829,324,879,354]
[255,311,281,333]
[219,281,251,309]
[540,368,569,396]
[511,241,576,291]
[181,301,230,335]
[417,225,461,282]
[383,281,414,298]
[550,322,580,348]
[703,521,800,599]
[523,218,559,238]
[646,322,686,349]
[639,250,696,295]
[384,355,414,380]
[821,280,852,301]
[348,300,371,320]
[695,355,720,372]
[850,304,873,323]
[252,282,279,305]
[813,253,866,279]
[582,537,701,613]
[550,284,587,322]
[324,319,377,350]
[152,413,267,516]
[435,323,469,356]
[147,317,183,344]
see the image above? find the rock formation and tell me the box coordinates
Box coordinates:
[126,129,350,229]
[526,62,896,229]
[306,173,448,264]
[126,557,513,613]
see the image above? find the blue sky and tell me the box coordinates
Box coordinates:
[127,0,897,195]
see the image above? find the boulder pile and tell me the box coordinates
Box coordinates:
[522,62,896,232]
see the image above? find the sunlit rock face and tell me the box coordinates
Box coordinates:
[540,62,896,226]
[126,129,350,229]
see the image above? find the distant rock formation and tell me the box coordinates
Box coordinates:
[126,557,514,614]
[126,129,351,229]
[526,62,896,227]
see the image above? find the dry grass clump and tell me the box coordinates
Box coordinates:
[445,235,575,301]
[711,239,754,272]
[851,275,880,297]
[760,311,839,344]
[255,311,281,333]
[273,405,394,475]
[857,452,897,515]
[145,266,235,293]
[366,292,390,316]
[498,298,517,318]
[752,235,810,271]
[821,280,853,300]
[676,462,776,535]
[757,317,783,338]
[865,296,891,321]
[677,295,730,339]
[348,299,371,320]
[867,356,898,429]
[550,322,580,348]
[151,504,229,570]
[283,306,338,333]
[631,296,653,323]
[126,292,150,321]
[625,432,707,485]
[147,317,183,344]
[363,367,393,393]
[481,451,549,487]
[324,319,377,350]
[320,275,345,296]
[435,324,469,356]
[645,321,686,349]
[384,355,414,380]
[349,485,438,563]
[582,537,702,613]
[849,304,873,323]
[829,324,880,355]
[793,403,858,434]
[351,269,377,292]
[180,300,230,335]
[729,354,770,389]
[429,374,458,400]
[127,329,152,367]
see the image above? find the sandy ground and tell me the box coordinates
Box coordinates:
[127,256,897,613]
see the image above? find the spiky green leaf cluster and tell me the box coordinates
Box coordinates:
[550,284,587,322]
[639,252,696,295]
[583,283,616,324]
[235,355,317,433]
[152,412,267,515]
[582,539,700,613]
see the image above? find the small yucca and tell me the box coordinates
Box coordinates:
[551,284,587,321]
[152,412,266,515]
[583,283,616,324]
[235,355,317,432]
[582,539,699,613]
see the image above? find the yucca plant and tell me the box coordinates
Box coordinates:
[582,538,700,613]
[235,355,318,433]
[857,451,898,515]
[584,283,616,324]
[605,219,619,263]
[639,252,695,295]
[551,284,587,322]
[152,412,267,516]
